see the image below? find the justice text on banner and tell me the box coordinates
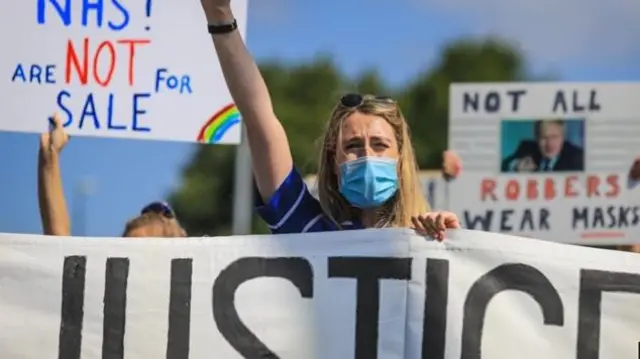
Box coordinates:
[0,229,639,358]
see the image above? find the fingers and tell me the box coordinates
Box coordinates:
[411,216,427,236]
[50,113,63,129]
[441,211,461,229]
[413,212,461,241]
[44,113,70,152]
[420,213,444,241]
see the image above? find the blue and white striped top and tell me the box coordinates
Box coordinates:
[255,167,364,234]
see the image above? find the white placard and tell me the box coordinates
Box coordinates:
[448,82,640,245]
[1,229,639,359]
[0,0,247,144]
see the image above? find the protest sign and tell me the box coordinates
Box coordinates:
[1,229,639,359]
[0,0,247,144]
[448,82,640,245]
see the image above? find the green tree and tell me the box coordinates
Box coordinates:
[399,38,526,168]
[169,38,527,236]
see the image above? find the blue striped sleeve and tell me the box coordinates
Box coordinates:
[255,167,333,234]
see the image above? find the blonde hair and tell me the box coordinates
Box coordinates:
[122,212,187,237]
[316,95,430,228]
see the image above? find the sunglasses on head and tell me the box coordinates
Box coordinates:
[340,93,396,108]
[140,201,175,219]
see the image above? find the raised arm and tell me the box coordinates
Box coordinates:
[38,114,71,236]
[200,1,293,201]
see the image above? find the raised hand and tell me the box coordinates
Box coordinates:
[40,113,69,154]
[442,150,462,180]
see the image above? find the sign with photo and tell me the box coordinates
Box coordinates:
[447,83,640,244]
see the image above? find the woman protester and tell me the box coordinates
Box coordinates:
[200,0,461,239]
[38,114,186,238]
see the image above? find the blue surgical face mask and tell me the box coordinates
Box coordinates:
[339,156,399,208]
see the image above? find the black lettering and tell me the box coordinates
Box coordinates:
[577,269,640,359]
[506,89,526,111]
[572,90,585,112]
[539,208,550,230]
[464,210,493,231]
[588,90,601,111]
[500,209,514,231]
[463,92,479,112]
[620,206,640,227]
[554,90,600,113]
[103,258,130,359]
[422,259,449,359]
[593,207,605,228]
[213,257,313,359]
[328,257,412,359]
[618,206,630,227]
[485,92,500,113]
[607,206,617,228]
[461,264,564,359]
[573,206,640,230]
[521,209,534,230]
[573,207,589,229]
[166,259,193,359]
[552,90,568,113]
[58,256,87,359]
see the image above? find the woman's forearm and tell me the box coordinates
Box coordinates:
[38,150,71,236]
[207,7,275,125]
[206,6,293,199]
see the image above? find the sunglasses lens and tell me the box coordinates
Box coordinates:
[341,93,363,107]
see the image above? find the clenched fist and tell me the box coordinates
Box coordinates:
[40,113,69,155]
[442,150,462,179]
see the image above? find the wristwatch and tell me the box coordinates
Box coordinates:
[208,19,238,35]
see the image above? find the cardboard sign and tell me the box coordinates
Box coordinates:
[0,0,248,144]
[448,82,640,244]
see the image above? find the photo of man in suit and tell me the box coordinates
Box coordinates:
[501,119,584,173]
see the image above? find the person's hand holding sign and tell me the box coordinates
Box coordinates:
[412,212,461,241]
[40,113,69,157]
[38,113,71,237]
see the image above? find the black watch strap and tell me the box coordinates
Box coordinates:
[208,19,238,35]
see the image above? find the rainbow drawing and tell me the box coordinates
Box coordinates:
[197,104,242,144]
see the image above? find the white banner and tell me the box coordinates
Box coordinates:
[0,0,247,144]
[0,229,639,358]
[448,82,640,245]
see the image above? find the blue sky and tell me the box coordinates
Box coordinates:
[2,0,639,236]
